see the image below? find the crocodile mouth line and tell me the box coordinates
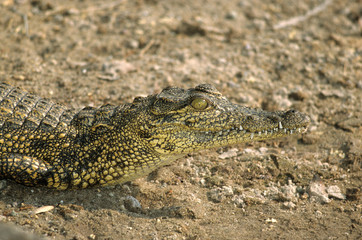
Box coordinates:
[200,121,308,140]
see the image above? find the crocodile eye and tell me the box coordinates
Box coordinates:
[191,98,208,110]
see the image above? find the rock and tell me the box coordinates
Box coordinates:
[207,186,234,203]
[264,181,298,203]
[32,205,54,215]
[280,182,298,202]
[225,11,237,20]
[282,201,296,209]
[232,195,246,208]
[242,148,260,155]
[327,185,346,200]
[219,148,238,159]
[319,89,345,99]
[125,39,139,49]
[265,218,277,223]
[307,175,330,204]
[98,60,136,81]
[122,196,142,213]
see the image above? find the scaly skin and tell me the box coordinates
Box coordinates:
[0,82,310,189]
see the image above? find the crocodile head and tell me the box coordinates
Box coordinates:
[124,84,310,156]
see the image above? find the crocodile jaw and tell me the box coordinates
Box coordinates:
[146,107,310,155]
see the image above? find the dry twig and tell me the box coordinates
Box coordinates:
[273,0,333,29]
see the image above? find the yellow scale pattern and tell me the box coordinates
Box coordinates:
[0,82,310,189]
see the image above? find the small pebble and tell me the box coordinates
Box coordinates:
[32,205,54,215]
[225,11,237,20]
[307,175,330,204]
[208,186,234,203]
[219,148,238,159]
[327,185,346,200]
[232,195,245,208]
[125,39,139,49]
[282,201,296,209]
[88,234,96,240]
[265,218,277,223]
[122,196,142,213]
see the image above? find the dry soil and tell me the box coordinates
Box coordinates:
[0,0,361,239]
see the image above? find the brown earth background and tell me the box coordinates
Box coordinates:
[0,0,361,239]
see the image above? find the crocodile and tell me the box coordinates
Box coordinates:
[0,82,310,189]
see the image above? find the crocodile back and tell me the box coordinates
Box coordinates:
[0,82,75,132]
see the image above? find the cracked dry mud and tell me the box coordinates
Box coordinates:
[0,0,361,239]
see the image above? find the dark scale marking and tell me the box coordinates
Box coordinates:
[0,82,310,189]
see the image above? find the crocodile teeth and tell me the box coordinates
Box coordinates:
[297,128,301,133]
[219,131,223,135]
[239,125,243,130]
[258,131,261,136]
[284,129,287,133]
[279,122,283,129]
[250,133,254,139]
[290,130,294,134]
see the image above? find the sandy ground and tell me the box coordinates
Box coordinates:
[0,0,361,239]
